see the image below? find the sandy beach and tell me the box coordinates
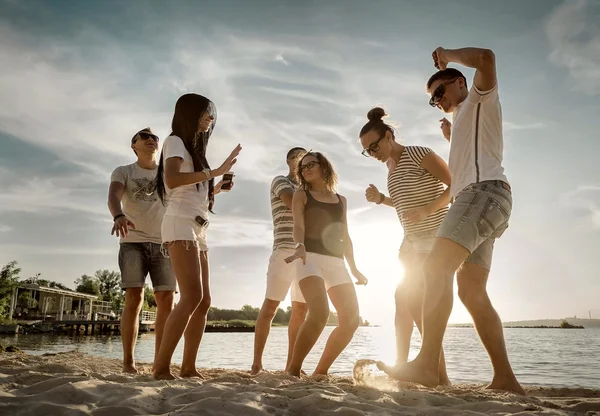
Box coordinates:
[0,350,598,415]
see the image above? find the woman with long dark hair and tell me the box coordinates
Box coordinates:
[285,151,368,377]
[153,93,241,380]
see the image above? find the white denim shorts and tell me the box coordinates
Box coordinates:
[294,252,352,290]
[161,215,208,252]
[265,249,305,303]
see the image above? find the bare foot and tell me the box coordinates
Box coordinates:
[377,360,439,387]
[153,371,177,380]
[310,373,330,382]
[250,364,262,376]
[439,376,452,387]
[123,364,138,374]
[486,379,526,396]
[180,368,205,379]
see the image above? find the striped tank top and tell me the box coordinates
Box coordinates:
[270,175,296,251]
[387,146,448,235]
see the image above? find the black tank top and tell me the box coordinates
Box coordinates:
[303,190,344,259]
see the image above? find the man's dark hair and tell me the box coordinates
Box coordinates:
[426,68,467,92]
[286,147,305,160]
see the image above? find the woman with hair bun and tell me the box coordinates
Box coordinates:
[359,107,451,386]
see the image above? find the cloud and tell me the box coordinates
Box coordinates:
[545,0,600,94]
[503,121,546,131]
[0,224,11,233]
[274,54,289,66]
[559,185,600,229]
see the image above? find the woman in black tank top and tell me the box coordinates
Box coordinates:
[284,151,368,377]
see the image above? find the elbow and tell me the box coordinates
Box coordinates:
[479,49,495,65]
[164,176,177,190]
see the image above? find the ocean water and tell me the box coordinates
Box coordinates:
[2,326,599,389]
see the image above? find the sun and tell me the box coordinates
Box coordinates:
[349,221,406,326]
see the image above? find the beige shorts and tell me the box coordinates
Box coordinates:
[294,252,352,290]
[265,249,305,303]
[161,215,208,251]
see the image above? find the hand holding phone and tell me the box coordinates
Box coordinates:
[221,171,234,192]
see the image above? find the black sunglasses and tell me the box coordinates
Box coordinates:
[136,132,159,142]
[429,78,458,107]
[361,132,387,157]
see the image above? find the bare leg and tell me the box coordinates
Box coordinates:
[403,254,451,386]
[394,282,414,364]
[313,283,359,376]
[153,291,174,366]
[121,288,143,373]
[251,298,280,375]
[180,251,211,378]
[457,262,524,395]
[153,242,203,380]
[287,276,329,377]
[379,237,468,387]
[286,301,308,371]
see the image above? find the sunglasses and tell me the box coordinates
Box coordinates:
[300,161,320,173]
[429,78,458,107]
[136,132,159,142]
[361,132,387,157]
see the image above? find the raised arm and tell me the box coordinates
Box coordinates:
[164,144,241,189]
[433,47,496,91]
[341,196,368,285]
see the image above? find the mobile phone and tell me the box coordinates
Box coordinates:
[221,171,234,191]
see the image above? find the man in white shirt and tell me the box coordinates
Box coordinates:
[108,127,176,373]
[379,47,524,395]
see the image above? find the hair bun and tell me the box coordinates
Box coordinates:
[367,107,387,122]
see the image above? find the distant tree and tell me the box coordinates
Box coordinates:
[273,307,287,324]
[241,304,259,321]
[0,261,21,319]
[112,291,125,313]
[74,274,101,296]
[95,269,121,303]
[17,291,37,309]
[144,286,156,310]
[22,274,71,291]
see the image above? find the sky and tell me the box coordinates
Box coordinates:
[1,0,600,325]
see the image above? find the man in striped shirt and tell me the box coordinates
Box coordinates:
[251,147,308,375]
[379,47,524,395]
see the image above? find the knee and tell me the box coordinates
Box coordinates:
[261,301,279,319]
[180,289,203,313]
[125,288,143,308]
[197,295,212,314]
[308,302,330,329]
[457,282,488,309]
[422,255,453,287]
[341,313,360,334]
[154,291,175,310]
[292,302,308,320]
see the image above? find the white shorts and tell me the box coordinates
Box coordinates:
[161,215,208,251]
[295,252,352,290]
[266,249,305,303]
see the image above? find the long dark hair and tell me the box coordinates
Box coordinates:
[156,93,218,212]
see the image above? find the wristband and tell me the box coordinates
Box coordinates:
[113,214,126,221]
[376,193,385,205]
[203,168,212,180]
